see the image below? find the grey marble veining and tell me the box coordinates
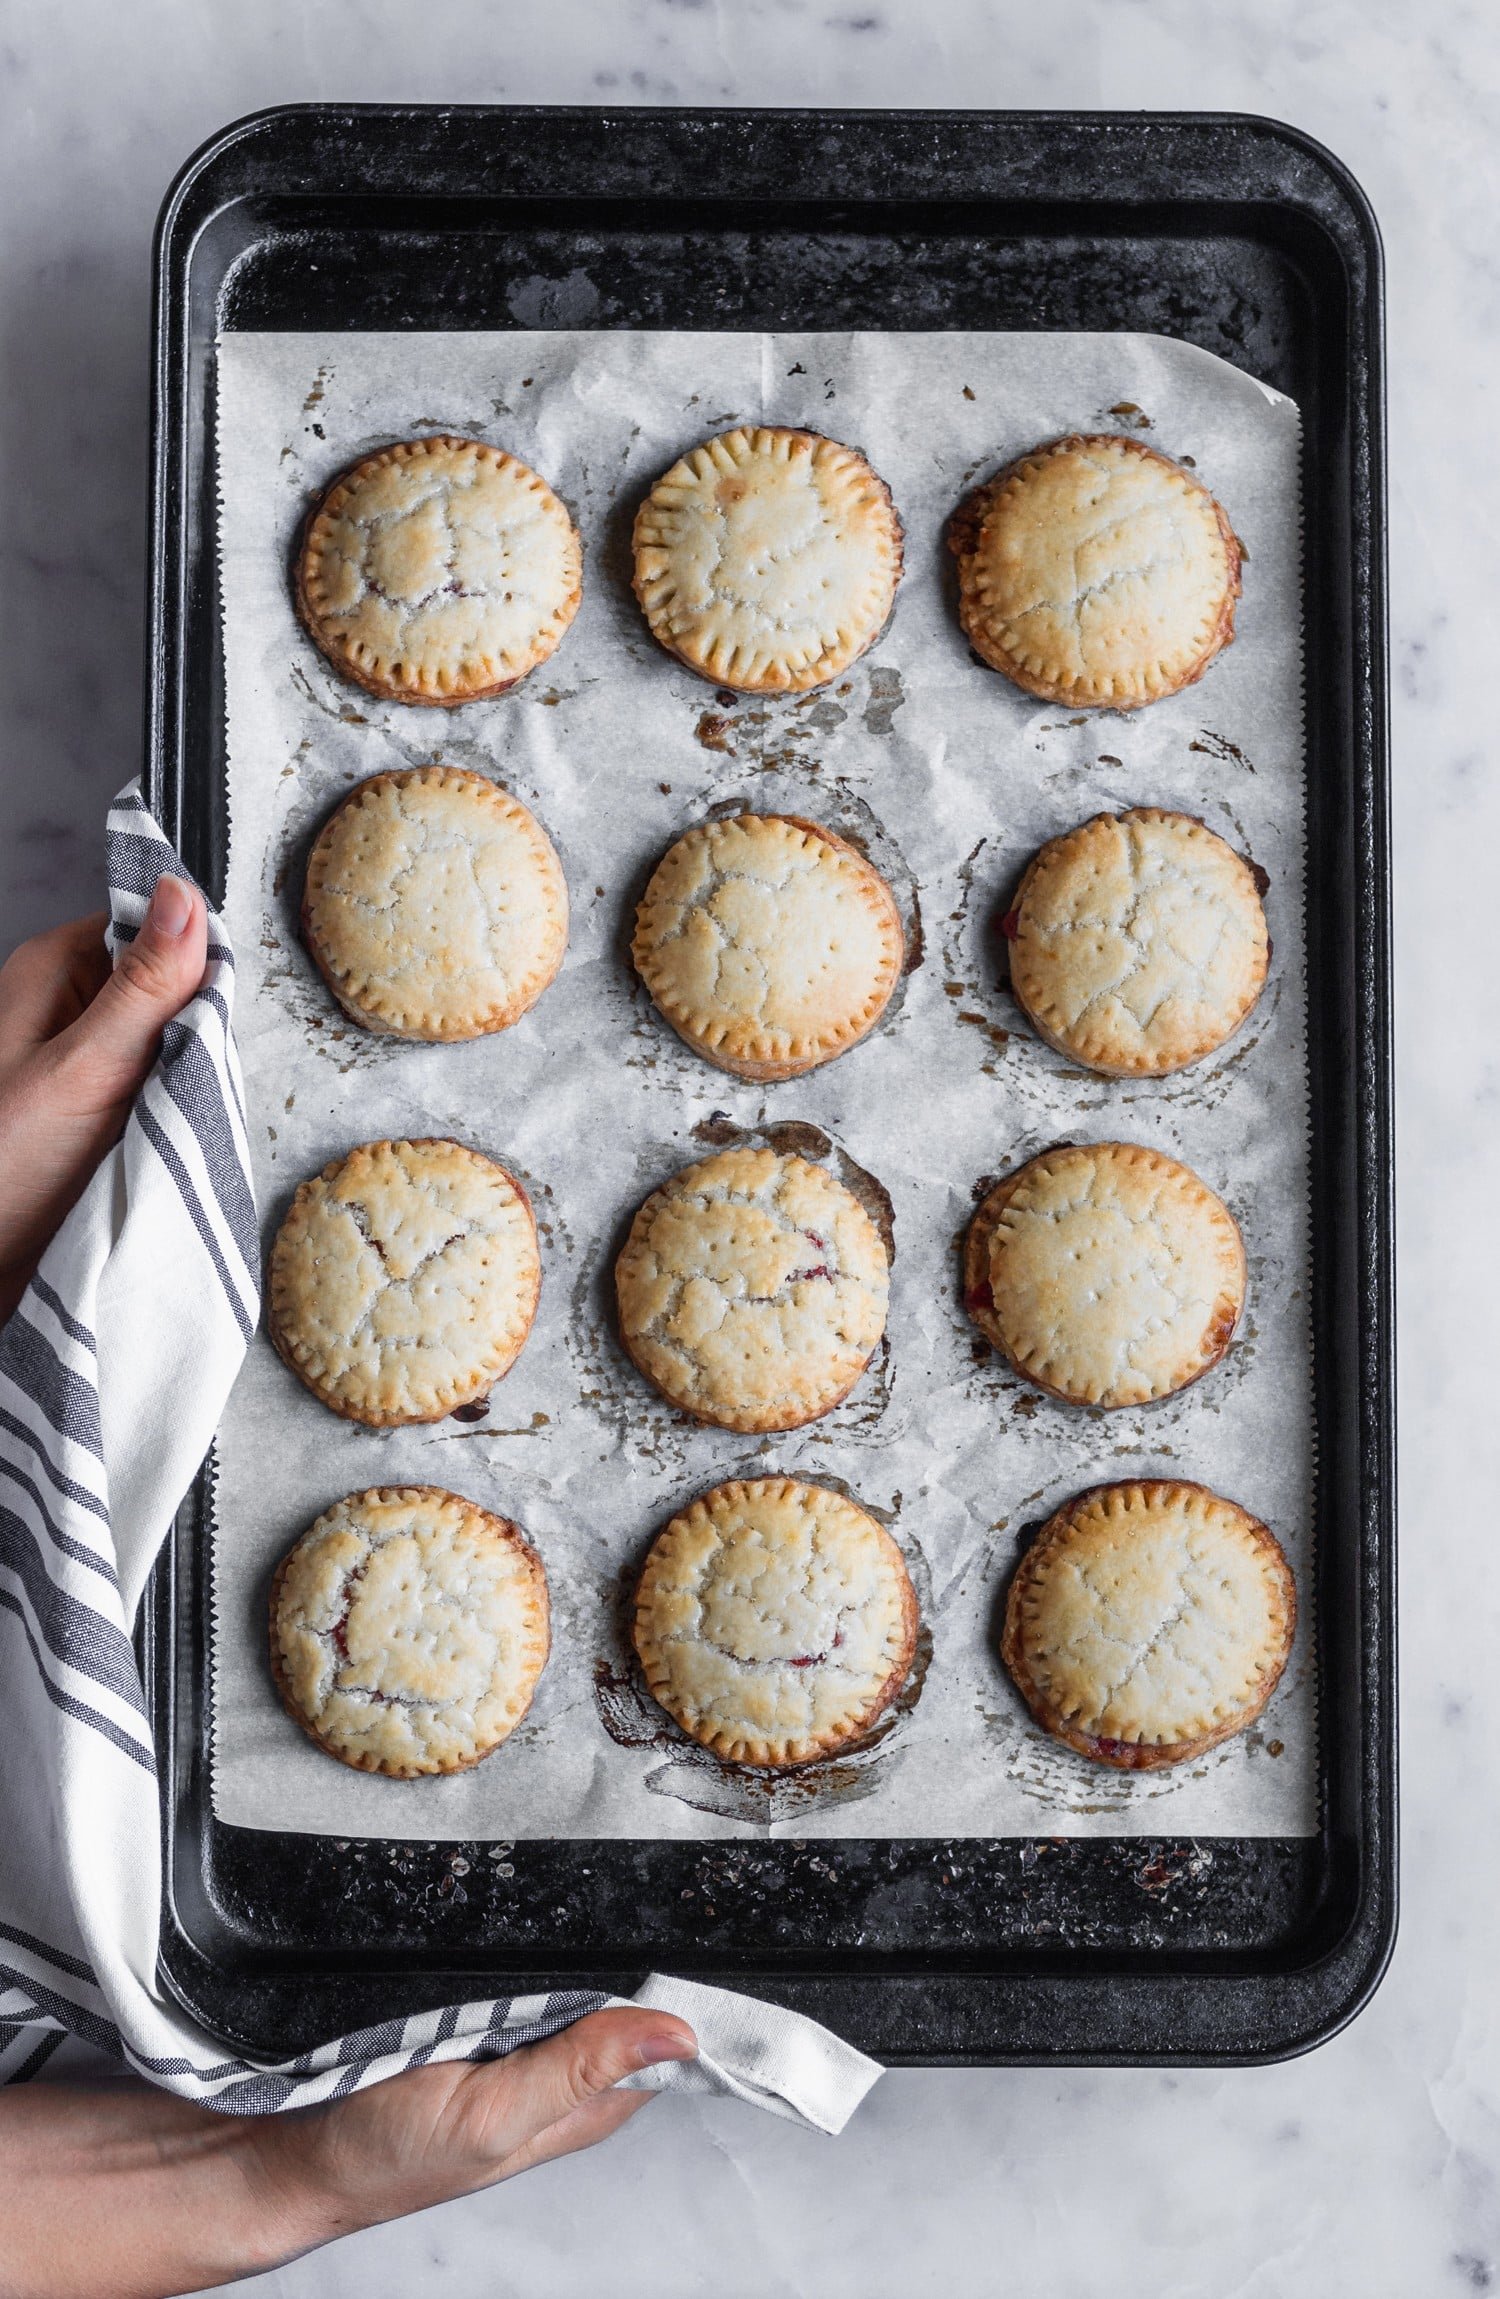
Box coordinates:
[6,3,1499,2293]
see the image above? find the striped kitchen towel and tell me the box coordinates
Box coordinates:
[0,783,881,2136]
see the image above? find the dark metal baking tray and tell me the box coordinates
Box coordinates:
[139,103,1394,2067]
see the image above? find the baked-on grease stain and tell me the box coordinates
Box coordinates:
[694,711,736,753]
[592,1547,933,1827]
[685,1116,895,1265]
[763,1119,834,1161]
[288,662,368,727]
[1190,728,1257,772]
[691,1111,742,1149]
[862,665,906,737]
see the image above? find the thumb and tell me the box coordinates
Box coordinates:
[59,876,209,1105]
[481,2007,698,2145]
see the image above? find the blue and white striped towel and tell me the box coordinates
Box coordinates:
[0,784,881,2135]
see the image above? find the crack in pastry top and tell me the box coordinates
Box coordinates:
[632,1478,916,1762]
[268,1139,540,1424]
[615,1147,889,1431]
[298,437,582,699]
[272,1486,549,1775]
[303,768,568,1039]
[632,813,903,1071]
[632,428,903,691]
[967,1143,1244,1407]
[1005,1482,1294,1748]
[1008,810,1268,1075]
[955,434,1240,706]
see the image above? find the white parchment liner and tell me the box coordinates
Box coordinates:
[211,329,1313,1840]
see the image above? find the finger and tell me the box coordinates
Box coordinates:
[0,914,111,1061]
[491,2085,655,2180]
[450,2009,696,2164]
[51,878,208,1109]
[54,916,114,1015]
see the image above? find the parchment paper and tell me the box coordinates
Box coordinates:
[212,329,1314,1840]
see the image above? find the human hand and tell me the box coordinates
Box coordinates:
[0,2005,697,2299]
[0,877,208,1324]
[252,2003,699,2242]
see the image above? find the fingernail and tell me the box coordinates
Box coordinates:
[633,2031,698,2069]
[147,875,194,939]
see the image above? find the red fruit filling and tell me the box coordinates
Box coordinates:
[798,1229,835,1281]
[999,908,1021,940]
[1082,1733,1153,1767]
[788,1625,843,1669]
[966,1279,994,1314]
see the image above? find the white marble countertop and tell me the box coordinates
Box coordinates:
[4,4,1492,2292]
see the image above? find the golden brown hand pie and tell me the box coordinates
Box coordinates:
[950,433,1241,709]
[296,435,581,704]
[1005,808,1269,1076]
[1001,1479,1295,1769]
[302,767,568,1041]
[615,1147,889,1432]
[270,1485,549,1777]
[965,1141,1245,1408]
[632,426,903,693]
[268,1139,540,1426]
[633,1476,918,1767]
[632,812,903,1080]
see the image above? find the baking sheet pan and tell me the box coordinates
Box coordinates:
[141,105,1393,2065]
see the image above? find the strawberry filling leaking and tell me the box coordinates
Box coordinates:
[328,1561,372,1668]
[966,1279,994,1314]
[787,1629,842,1669]
[999,908,1021,941]
[798,1229,835,1281]
[1081,1733,1154,1767]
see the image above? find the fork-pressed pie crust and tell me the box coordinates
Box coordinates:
[268,1138,541,1426]
[302,767,569,1041]
[295,435,582,704]
[631,426,904,693]
[615,1147,890,1432]
[1007,808,1270,1076]
[1001,1479,1295,1769]
[632,812,905,1080]
[950,433,1242,710]
[965,1141,1245,1408]
[270,1485,550,1777]
[632,1476,919,1767]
